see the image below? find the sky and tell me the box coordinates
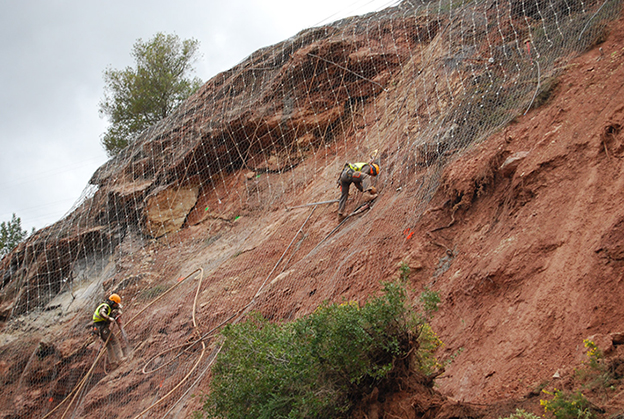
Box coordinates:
[0,0,398,233]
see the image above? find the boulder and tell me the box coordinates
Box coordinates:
[142,185,199,238]
[499,151,529,177]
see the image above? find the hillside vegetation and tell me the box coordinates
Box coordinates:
[2,1,624,418]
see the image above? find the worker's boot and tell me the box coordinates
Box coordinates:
[106,345,120,369]
[111,334,125,362]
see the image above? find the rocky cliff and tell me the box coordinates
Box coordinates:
[2,0,624,418]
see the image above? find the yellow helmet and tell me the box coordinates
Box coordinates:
[369,163,380,176]
[109,294,121,305]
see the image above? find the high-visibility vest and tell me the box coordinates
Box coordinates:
[346,162,368,172]
[93,302,112,323]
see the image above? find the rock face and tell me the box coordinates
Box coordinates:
[1,5,430,318]
[143,185,199,238]
[2,1,624,419]
[2,0,596,318]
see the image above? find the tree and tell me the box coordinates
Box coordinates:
[99,32,203,156]
[0,213,30,258]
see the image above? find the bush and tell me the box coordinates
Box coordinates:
[575,339,615,390]
[99,32,202,156]
[583,339,603,370]
[419,286,441,319]
[201,280,441,418]
[540,389,595,419]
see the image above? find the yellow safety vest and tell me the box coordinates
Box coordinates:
[346,162,368,172]
[93,302,112,323]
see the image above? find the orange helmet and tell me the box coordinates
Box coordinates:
[369,163,380,176]
[109,294,121,305]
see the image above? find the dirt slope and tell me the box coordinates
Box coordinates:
[427,17,624,405]
[2,4,624,419]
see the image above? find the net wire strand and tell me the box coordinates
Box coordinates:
[0,0,622,417]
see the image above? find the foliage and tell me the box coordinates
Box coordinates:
[583,339,603,370]
[540,389,595,419]
[202,279,443,419]
[575,339,617,392]
[419,286,441,319]
[99,32,203,156]
[0,213,30,258]
[416,323,444,375]
[500,408,542,419]
[413,287,443,374]
[399,261,411,281]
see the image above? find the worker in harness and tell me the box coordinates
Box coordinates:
[337,162,380,217]
[92,293,125,367]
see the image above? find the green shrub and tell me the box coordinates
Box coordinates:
[416,323,443,375]
[399,262,411,281]
[582,339,603,370]
[575,339,615,390]
[540,389,594,419]
[419,286,440,319]
[201,280,441,419]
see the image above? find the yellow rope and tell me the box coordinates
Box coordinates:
[42,268,204,419]
[45,205,318,418]
[131,268,205,419]
[42,333,110,419]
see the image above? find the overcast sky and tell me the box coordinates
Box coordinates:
[0,0,397,233]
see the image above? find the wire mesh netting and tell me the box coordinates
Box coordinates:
[1,0,622,417]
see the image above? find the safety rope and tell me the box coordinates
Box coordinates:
[41,332,110,419]
[138,205,321,417]
[42,268,204,419]
[46,204,323,418]
[131,268,205,419]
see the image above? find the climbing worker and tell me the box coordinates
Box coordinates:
[92,293,125,367]
[337,162,380,217]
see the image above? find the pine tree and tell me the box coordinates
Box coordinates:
[99,32,203,156]
[0,213,30,258]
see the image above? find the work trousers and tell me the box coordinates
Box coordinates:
[94,321,124,365]
[338,168,364,215]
